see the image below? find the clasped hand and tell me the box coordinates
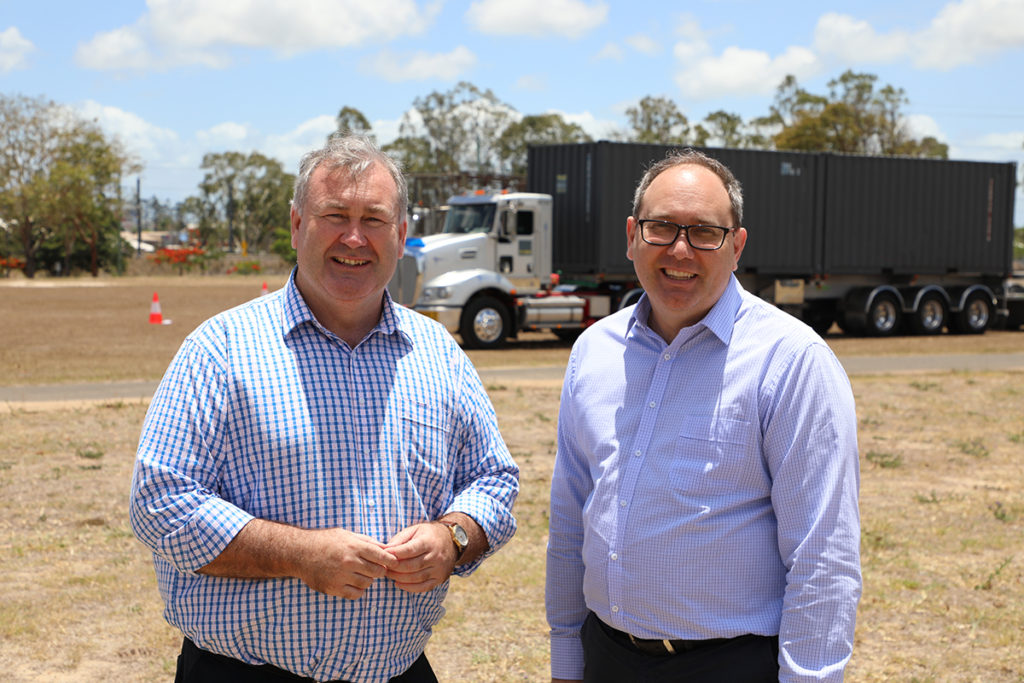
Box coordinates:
[300,522,455,599]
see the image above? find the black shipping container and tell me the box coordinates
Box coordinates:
[822,154,1016,276]
[527,141,1016,281]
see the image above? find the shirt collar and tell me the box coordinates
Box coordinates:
[282,268,410,346]
[628,274,742,347]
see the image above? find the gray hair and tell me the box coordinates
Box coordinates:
[631,148,744,228]
[292,133,408,224]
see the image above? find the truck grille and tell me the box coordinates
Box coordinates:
[388,253,421,306]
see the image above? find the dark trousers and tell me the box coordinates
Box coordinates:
[581,612,779,683]
[175,637,438,683]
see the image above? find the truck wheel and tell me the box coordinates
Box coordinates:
[460,296,510,349]
[866,293,901,337]
[909,293,946,335]
[951,292,992,334]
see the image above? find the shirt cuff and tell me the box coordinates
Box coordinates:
[161,496,255,574]
[550,634,585,680]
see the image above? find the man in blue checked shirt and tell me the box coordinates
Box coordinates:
[130,134,519,683]
[546,149,861,682]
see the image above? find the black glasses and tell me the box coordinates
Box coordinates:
[637,219,734,250]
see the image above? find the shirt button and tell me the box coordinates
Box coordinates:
[663,353,671,360]
[611,605,620,613]
[367,499,376,507]
[634,450,641,457]
[620,500,627,507]
[611,553,618,561]
[649,401,656,408]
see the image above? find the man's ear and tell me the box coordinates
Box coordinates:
[626,216,638,262]
[290,205,301,249]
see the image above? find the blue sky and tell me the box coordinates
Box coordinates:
[2,0,1023,223]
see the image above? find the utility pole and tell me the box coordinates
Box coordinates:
[136,177,142,256]
[227,183,235,252]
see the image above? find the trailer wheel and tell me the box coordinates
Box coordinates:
[866,293,901,337]
[460,296,510,349]
[909,293,946,335]
[951,292,992,335]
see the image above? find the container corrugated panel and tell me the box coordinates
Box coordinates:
[823,155,1016,276]
[528,142,822,278]
[696,147,821,274]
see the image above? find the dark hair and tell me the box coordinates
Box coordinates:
[292,133,408,224]
[632,148,744,228]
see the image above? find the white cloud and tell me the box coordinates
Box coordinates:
[676,45,820,99]
[364,46,477,82]
[555,109,619,140]
[594,43,624,62]
[77,100,179,159]
[626,34,661,56]
[671,14,712,63]
[263,115,338,169]
[813,13,909,63]
[913,0,1024,69]
[196,122,257,147]
[903,114,944,141]
[75,0,440,71]
[466,0,608,38]
[0,26,35,72]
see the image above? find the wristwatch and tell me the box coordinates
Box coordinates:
[441,521,469,561]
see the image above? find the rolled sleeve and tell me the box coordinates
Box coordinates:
[447,361,519,577]
[129,337,250,573]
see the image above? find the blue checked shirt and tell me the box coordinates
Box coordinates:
[130,271,518,683]
[546,275,861,681]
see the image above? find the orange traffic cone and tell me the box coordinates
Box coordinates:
[149,292,163,324]
[261,281,269,296]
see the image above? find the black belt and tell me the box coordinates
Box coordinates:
[596,616,731,656]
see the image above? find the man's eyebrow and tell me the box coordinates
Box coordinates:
[318,200,393,215]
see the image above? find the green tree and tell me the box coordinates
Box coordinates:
[496,113,591,175]
[382,135,436,174]
[400,81,515,176]
[696,110,770,148]
[197,151,294,253]
[623,95,691,145]
[762,71,948,158]
[0,94,136,277]
[332,106,373,141]
[47,126,135,276]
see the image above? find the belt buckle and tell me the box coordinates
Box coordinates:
[627,633,676,655]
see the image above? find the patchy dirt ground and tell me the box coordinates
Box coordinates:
[2,277,1023,681]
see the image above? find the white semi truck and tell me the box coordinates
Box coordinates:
[387,142,1022,348]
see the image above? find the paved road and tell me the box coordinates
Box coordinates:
[2,352,1024,409]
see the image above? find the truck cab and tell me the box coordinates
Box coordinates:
[389,191,585,348]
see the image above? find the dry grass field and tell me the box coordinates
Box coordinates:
[1,275,1023,681]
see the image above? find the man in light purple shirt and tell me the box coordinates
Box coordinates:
[546,149,861,682]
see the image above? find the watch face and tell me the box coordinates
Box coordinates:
[452,524,469,547]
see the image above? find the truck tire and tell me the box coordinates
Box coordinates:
[909,293,946,335]
[951,291,992,335]
[866,293,901,337]
[460,296,510,349]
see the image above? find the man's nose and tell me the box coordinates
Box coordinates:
[668,232,693,257]
[338,223,367,246]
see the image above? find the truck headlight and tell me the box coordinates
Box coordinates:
[422,286,451,302]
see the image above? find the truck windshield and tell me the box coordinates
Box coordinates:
[443,204,495,235]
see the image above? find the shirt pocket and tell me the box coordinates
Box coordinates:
[673,413,759,497]
[396,404,453,513]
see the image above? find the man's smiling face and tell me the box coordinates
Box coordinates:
[290,162,406,332]
[626,163,746,342]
